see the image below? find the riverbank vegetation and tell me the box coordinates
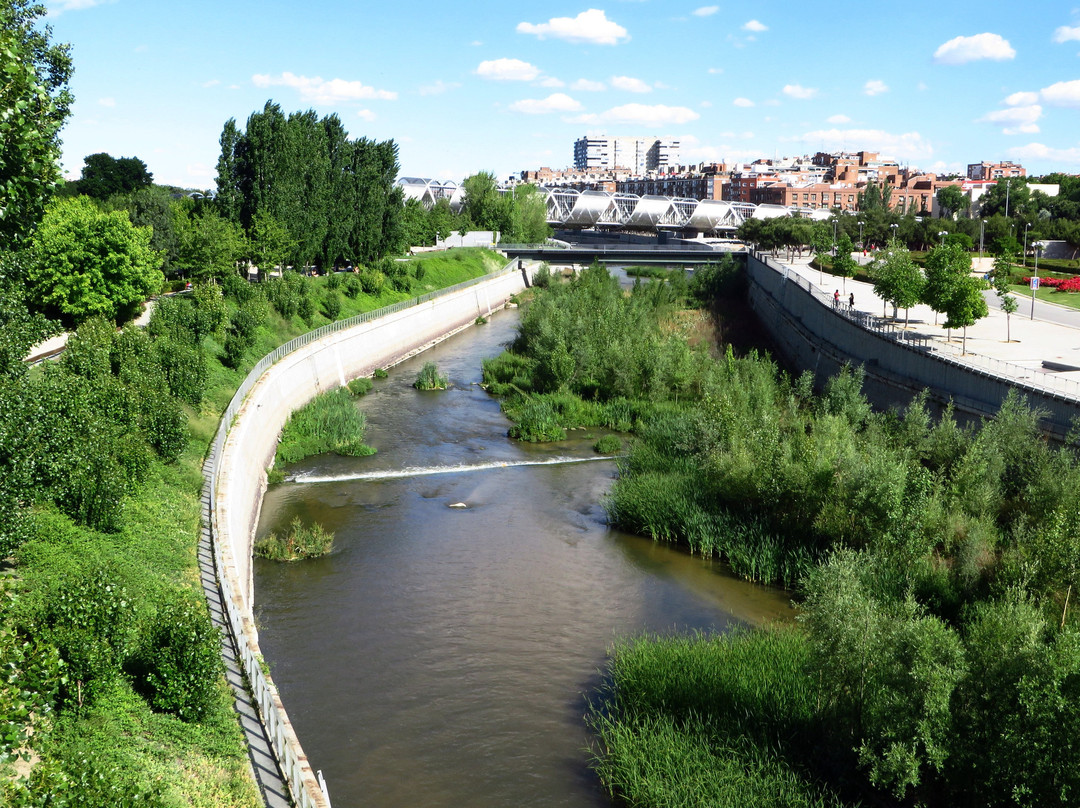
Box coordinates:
[413,361,449,390]
[0,243,497,801]
[485,259,1080,807]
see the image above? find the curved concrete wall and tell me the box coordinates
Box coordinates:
[746,253,1080,436]
[209,266,529,807]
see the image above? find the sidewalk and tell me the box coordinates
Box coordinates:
[774,253,1080,395]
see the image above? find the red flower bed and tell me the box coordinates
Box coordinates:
[1022,276,1080,292]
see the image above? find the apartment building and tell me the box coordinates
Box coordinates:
[573,136,681,175]
[967,161,1026,181]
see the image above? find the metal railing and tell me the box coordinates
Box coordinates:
[756,252,1080,402]
[203,261,520,808]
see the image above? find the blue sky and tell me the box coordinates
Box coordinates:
[44,0,1080,189]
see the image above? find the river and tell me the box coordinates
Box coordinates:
[253,305,794,808]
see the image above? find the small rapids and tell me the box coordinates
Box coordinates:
[286,455,616,484]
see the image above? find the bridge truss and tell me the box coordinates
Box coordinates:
[397,178,804,235]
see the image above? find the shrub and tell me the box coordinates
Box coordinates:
[155,338,207,408]
[358,269,385,296]
[325,271,343,290]
[508,397,566,442]
[347,377,373,397]
[414,263,427,282]
[128,594,222,721]
[297,293,316,324]
[413,362,448,390]
[254,517,335,561]
[373,367,389,379]
[322,290,342,320]
[342,274,362,298]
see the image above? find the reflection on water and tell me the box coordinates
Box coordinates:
[254,307,793,808]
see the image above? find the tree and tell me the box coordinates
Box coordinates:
[870,240,925,324]
[506,183,551,243]
[28,197,163,325]
[0,0,73,246]
[991,247,1019,342]
[461,171,511,234]
[936,185,967,219]
[171,201,246,280]
[249,210,294,279]
[77,153,153,200]
[833,232,858,292]
[922,242,971,327]
[942,274,989,355]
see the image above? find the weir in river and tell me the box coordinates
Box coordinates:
[253,306,793,807]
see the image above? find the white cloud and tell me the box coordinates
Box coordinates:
[733,97,755,107]
[356,109,377,121]
[978,105,1042,134]
[1008,142,1080,165]
[743,20,768,32]
[419,80,460,96]
[611,75,652,93]
[517,9,629,45]
[1041,79,1080,107]
[252,72,397,103]
[572,78,606,91]
[1053,25,1080,43]
[571,103,700,126]
[476,58,541,81]
[46,0,113,14]
[933,33,1015,64]
[1006,91,1039,106]
[98,97,116,107]
[864,79,888,96]
[700,100,713,108]
[827,114,851,124]
[201,79,221,89]
[537,76,566,88]
[693,6,719,16]
[509,93,583,114]
[781,128,933,162]
[783,84,818,100]
[708,67,724,75]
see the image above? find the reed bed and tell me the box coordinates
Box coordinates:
[274,387,375,465]
[254,517,335,561]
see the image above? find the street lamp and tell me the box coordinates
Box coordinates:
[980,219,986,256]
[858,220,864,249]
[1023,222,1031,268]
[1031,241,1042,320]
[938,230,947,245]
[889,222,898,243]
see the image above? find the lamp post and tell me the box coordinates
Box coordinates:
[980,219,986,256]
[858,219,864,249]
[1023,222,1031,268]
[938,230,947,246]
[889,222,898,243]
[1030,241,1041,320]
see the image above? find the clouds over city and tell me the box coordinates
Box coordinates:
[517,9,629,45]
[571,103,700,126]
[933,33,1015,64]
[252,72,396,104]
[781,128,934,162]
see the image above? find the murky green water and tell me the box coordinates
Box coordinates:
[254,307,793,807]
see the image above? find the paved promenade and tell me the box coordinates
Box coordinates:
[775,253,1080,400]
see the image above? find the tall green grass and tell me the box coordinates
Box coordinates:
[589,628,851,808]
[254,517,334,561]
[274,388,375,466]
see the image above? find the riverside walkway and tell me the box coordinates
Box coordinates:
[774,253,1080,403]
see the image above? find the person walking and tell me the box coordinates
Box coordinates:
[833,289,840,308]
[849,292,855,308]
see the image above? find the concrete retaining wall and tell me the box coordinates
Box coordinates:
[208,265,530,808]
[746,252,1080,436]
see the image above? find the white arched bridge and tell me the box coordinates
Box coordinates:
[398,177,804,235]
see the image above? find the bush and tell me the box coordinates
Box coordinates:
[413,362,448,390]
[373,367,389,379]
[358,269,385,296]
[254,517,334,561]
[342,274,362,298]
[322,290,341,320]
[275,388,376,465]
[347,377,373,397]
[155,337,207,408]
[128,594,222,721]
[325,271,343,290]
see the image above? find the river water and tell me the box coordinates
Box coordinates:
[253,306,794,808]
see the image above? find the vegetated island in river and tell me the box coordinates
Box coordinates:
[483,258,1080,808]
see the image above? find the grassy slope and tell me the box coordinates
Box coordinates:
[8,248,501,802]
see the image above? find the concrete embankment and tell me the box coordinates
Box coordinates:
[746,252,1080,437]
[208,265,530,808]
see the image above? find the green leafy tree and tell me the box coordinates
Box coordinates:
[833,232,858,291]
[249,209,294,280]
[870,240,925,324]
[76,152,153,200]
[0,0,73,246]
[922,242,970,327]
[942,274,989,354]
[461,171,511,234]
[506,183,551,243]
[27,197,163,326]
[936,185,967,219]
[172,201,246,280]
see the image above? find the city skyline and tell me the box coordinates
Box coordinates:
[44,0,1080,189]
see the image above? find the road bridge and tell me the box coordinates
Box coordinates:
[500,241,743,266]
